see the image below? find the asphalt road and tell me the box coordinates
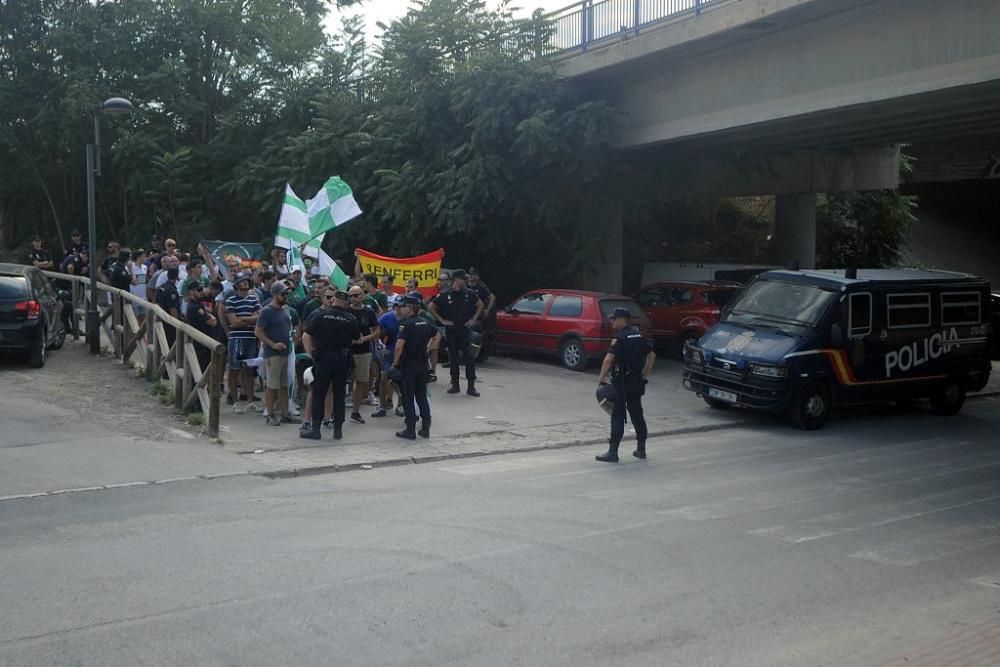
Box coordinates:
[3,396,1000,666]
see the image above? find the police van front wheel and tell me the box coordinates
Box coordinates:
[790,381,830,430]
[930,379,966,416]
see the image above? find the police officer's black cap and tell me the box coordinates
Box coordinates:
[333,289,349,301]
[70,229,81,236]
[451,269,467,280]
[401,294,422,307]
[467,267,479,276]
[31,235,42,242]
[611,307,632,320]
[150,234,161,240]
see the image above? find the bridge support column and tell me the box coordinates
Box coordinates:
[773,193,817,269]
[581,211,623,294]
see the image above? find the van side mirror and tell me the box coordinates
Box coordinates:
[830,323,845,347]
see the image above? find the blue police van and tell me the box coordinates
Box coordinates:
[682,268,993,429]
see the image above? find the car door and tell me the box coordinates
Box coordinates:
[542,294,585,353]
[668,287,700,336]
[30,270,58,341]
[497,292,551,350]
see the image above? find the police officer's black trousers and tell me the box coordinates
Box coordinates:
[446,328,476,383]
[401,370,431,430]
[311,364,349,425]
[610,391,647,447]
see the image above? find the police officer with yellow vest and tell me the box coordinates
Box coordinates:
[300,289,362,441]
[596,307,656,462]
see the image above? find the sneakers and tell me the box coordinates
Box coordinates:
[322,419,335,429]
[370,409,387,418]
[299,429,321,440]
[382,400,394,410]
[232,402,246,415]
[350,412,365,424]
[265,415,281,426]
[289,405,301,417]
[394,406,405,417]
[300,421,312,432]
[247,401,263,413]
[262,407,270,418]
[427,372,437,383]
[280,415,301,424]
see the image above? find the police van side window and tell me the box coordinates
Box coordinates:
[848,293,872,337]
[941,292,981,325]
[887,293,931,329]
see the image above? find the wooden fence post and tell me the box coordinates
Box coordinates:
[146,309,159,382]
[111,291,122,359]
[174,329,186,410]
[208,343,225,439]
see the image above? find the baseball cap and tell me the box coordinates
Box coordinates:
[271,282,289,297]
[611,307,632,320]
[451,269,467,280]
[334,290,350,301]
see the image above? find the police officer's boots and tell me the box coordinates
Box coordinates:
[418,417,431,439]
[596,440,620,463]
[447,381,461,394]
[396,427,416,440]
[466,381,480,398]
[633,440,646,459]
[299,427,321,441]
[333,423,343,440]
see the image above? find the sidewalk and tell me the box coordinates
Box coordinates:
[217,356,1000,477]
[220,355,749,475]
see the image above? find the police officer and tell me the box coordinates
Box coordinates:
[300,288,362,441]
[29,236,53,270]
[429,269,483,396]
[392,293,436,439]
[596,307,656,462]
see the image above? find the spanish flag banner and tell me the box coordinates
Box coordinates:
[356,248,444,298]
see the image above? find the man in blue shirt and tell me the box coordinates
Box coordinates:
[255,282,299,426]
[371,301,402,418]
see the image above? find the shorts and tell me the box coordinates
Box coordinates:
[264,355,289,389]
[353,352,372,382]
[227,337,259,370]
[381,348,396,373]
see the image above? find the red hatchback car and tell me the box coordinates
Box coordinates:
[634,281,741,350]
[495,289,651,371]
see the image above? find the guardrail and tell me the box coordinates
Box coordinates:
[548,0,724,53]
[44,271,227,438]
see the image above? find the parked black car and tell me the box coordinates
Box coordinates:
[0,263,65,367]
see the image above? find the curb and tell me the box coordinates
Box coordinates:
[251,419,747,479]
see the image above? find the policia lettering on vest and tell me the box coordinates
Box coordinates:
[300,289,362,441]
[596,307,656,463]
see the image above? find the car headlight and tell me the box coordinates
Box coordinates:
[683,345,704,364]
[750,364,787,378]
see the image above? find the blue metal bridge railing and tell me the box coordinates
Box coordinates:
[547,0,724,53]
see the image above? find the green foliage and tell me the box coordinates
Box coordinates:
[816,179,917,269]
[0,0,622,297]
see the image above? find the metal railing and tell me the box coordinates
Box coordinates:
[547,0,724,53]
[44,271,227,438]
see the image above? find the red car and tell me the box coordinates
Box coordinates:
[634,281,741,350]
[495,289,651,371]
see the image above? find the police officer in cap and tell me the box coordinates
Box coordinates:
[300,288,362,441]
[392,292,436,439]
[429,269,483,396]
[596,307,656,462]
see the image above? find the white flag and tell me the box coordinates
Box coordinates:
[275,184,323,258]
[305,177,362,236]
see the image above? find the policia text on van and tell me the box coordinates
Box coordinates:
[681,269,993,430]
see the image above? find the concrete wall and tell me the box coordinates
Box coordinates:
[561,0,1000,151]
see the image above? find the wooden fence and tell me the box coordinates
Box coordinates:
[45,272,226,438]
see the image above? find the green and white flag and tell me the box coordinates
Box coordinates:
[317,249,350,290]
[275,184,323,258]
[305,176,362,236]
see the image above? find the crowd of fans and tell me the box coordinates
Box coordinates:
[28,232,497,434]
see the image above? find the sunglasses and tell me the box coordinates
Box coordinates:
[323,294,336,300]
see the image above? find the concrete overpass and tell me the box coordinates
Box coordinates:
[546,0,1000,289]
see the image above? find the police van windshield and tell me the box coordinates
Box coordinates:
[723,279,837,335]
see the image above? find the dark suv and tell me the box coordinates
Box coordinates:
[0,263,65,367]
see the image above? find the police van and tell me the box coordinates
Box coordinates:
[682,268,993,429]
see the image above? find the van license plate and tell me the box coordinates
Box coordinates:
[708,388,738,403]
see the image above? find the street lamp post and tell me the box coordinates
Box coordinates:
[87,97,134,354]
